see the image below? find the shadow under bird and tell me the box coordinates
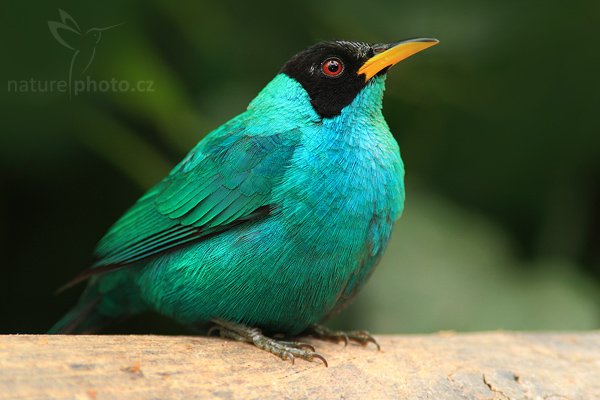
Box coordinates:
[50,38,439,366]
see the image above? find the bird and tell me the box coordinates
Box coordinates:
[50,38,439,366]
[48,9,122,97]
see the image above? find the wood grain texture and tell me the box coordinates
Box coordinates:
[1,332,599,399]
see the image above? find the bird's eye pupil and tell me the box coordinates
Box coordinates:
[321,58,344,77]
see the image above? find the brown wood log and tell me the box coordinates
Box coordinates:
[1,332,599,399]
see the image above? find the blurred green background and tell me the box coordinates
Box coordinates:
[1,0,599,334]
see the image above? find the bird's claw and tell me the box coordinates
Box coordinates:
[308,324,381,350]
[209,319,328,367]
[271,344,328,367]
[275,340,316,352]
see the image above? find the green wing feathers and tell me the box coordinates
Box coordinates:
[93,129,300,268]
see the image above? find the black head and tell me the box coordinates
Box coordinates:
[281,41,375,119]
[280,39,440,119]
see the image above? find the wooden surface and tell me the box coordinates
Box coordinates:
[1,332,599,399]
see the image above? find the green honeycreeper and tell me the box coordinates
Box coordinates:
[50,38,439,366]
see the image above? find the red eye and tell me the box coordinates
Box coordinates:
[321,58,344,77]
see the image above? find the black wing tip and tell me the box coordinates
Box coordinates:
[54,263,126,294]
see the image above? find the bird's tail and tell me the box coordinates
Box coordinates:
[48,285,114,334]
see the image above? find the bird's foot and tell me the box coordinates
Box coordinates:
[208,319,328,367]
[307,324,381,350]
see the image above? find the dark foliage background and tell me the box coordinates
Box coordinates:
[1,0,599,334]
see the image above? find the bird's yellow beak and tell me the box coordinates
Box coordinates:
[358,38,439,81]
